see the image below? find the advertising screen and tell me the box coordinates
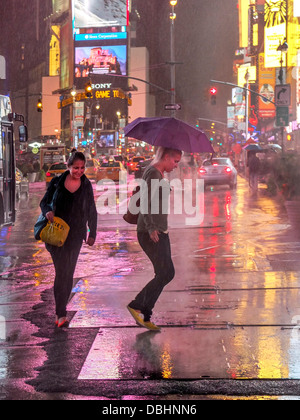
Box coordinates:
[96,132,116,149]
[75,44,127,78]
[74,0,128,28]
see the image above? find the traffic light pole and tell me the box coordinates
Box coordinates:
[245,72,249,142]
[211,78,275,142]
[197,117,227,126]
[170,9,176,117]
[104,74,172,95]
[210,79,275,105]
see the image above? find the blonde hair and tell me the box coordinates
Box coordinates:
[151,147,182,166]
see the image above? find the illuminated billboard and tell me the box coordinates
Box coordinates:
[74,29,128,89]
[287,0,300,67]
[238,0,249,48]
[295,0,300,16]
[264,0,287,68]
[237,65,257,86]
[49,26,60,76]
[74,0,129,28]
[258,53,276,118]
[75,44,127,78]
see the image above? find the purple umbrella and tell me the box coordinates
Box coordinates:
[124,117,214,154]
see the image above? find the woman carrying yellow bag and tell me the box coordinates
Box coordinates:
[40,150,97,328]
[40,217,70,247]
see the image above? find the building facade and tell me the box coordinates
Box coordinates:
[235,0,300,149]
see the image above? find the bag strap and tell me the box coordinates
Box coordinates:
[50,170,69,213]
[51,188,59,213]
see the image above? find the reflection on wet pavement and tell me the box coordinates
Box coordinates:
[68,177,300,381]
[2,176,300,392]
[78,327,300,380]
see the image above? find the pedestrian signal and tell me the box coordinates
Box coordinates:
[37,98,43,112]
[85,82,93,98]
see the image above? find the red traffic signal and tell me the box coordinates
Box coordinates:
[210,87,217,105]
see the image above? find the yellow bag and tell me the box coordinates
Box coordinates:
[40,217,70,247]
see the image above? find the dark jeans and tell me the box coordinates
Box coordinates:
[129,231,175,321]
[47,235,82,318]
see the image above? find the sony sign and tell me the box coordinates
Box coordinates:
[92,83,112,90]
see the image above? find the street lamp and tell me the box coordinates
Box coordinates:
[71,87,77,97]
[71,86,77,148]
[169,0,177,116]
[277,40,288,84]
[276,40,288,152]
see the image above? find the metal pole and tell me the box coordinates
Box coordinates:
[210,79,276,105]
[170,10,176,117]
[280,50,285,153]
[104,74,172,95]
[72,98,75,149]
[245,71,249,142]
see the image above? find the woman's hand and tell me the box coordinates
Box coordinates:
[149,230,160,243]
[87,237,95,246]
[46,211,55,223]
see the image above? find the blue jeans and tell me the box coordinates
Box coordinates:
[129,232,175,321]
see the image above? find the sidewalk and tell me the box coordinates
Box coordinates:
[2,177,300,399]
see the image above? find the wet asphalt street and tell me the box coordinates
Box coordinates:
[1,173,300,400]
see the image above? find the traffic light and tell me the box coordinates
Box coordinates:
[210,87,217,105]
[37,98,42,112]
[85,82,93,98]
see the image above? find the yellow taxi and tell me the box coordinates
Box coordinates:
[46,162,68,185]
[97,159,127,183]
[84,158,100,181]
[127,156,145,174]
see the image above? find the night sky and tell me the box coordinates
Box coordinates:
[0,0,239,129]
[134,0,239,126]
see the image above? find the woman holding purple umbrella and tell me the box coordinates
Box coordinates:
[127,147,182,331]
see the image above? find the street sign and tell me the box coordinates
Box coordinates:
[275,84,291,107]
[164,103,182,111]
[276,106,289,127]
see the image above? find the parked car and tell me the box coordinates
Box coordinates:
[198,157,237,189]
[15,168,29,200]
[46,162,68,185]
[85,158,100,181]
[135,159,153,178]
[127,156,145,174]
[97,160,127,183]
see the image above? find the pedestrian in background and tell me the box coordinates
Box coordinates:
[127,147,182,331]
[40,150,97,328]
[248,152,260,192]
